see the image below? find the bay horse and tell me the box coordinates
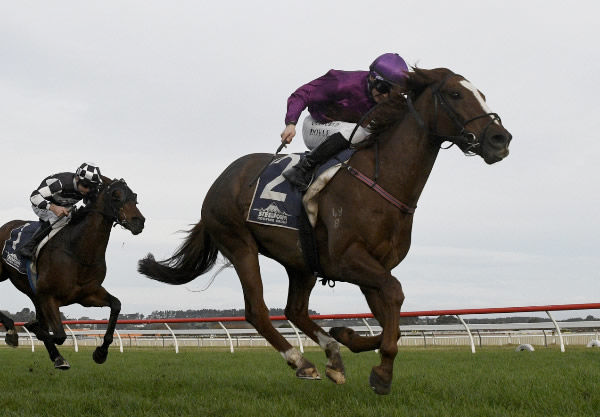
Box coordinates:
[0,311,18,347]
[138,68,512,394]
[0,177,145,368]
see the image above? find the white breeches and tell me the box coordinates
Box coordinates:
[33,206,70,228]
[302,116,371,150]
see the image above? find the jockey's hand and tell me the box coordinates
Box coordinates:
[281,124,296,144]
[50,204,69,217]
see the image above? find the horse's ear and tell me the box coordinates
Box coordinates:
[406,67,454,96]
[100,175,113,185]
[405,67,429,96]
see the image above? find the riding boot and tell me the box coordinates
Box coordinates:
[18,221,51,260]
[283,132,349,190]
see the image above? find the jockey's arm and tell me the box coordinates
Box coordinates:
[281,123,296,144]
[30,176,62,211]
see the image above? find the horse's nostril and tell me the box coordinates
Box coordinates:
[491,134,508,146]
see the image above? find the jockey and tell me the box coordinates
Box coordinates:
[281,53,410,190]
[18,162,103,259]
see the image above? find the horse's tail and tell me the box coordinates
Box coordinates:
[137,220,219,285]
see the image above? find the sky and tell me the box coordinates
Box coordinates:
[1,1,599,321]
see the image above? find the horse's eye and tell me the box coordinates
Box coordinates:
[448,91,461,99]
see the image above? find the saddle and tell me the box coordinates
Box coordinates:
[247,149,355,280]
[1,221,67,292]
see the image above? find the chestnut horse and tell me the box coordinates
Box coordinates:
[138,68,512,394]
[0,178,145,368]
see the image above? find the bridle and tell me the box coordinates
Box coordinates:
[93,179,138,229]
[407,72,502,156]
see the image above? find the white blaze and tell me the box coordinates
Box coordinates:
[459,80,500,125]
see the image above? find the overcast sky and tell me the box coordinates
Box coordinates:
[1,1,599,321]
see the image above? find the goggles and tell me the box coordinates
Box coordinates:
[371,73,393,94]
[78,179,94,189]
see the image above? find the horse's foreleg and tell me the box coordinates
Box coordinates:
[80,288,120,364]
[335,242,404,395]
[285,268,345,384]
[0,312,18,347]
[329,327,384,352]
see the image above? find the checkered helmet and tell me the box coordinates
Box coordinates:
[75,162,102,186]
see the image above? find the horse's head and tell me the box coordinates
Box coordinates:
[406,68,512,164]
[95,178,145,235]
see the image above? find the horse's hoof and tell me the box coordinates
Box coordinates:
[296,366,321,380]
[54,357,70,370]
[92,348,108,364]
[369,367,391,395]
[5,330,19,347]
[325,366,346,385]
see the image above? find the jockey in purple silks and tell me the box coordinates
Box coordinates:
[281,53,410,190]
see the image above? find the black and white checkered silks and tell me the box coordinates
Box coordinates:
[31,178,63,209]
[76,162,102,184]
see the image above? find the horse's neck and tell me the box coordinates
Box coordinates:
[69,211,112,263]
[375,107,441,207]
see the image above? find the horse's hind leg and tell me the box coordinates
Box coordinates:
[284,268,345,384]
[219,237,320,379]
[80,287,120,364]
[24,309,69,369]
[0,311,18,347]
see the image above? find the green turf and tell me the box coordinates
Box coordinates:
[0,346,598,417]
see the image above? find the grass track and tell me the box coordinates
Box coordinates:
[0,346,598,417]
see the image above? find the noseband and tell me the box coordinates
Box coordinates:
[407,73,502,155]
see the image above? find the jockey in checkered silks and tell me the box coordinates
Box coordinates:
[18,162,103,259]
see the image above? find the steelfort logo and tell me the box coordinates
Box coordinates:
[252,203,291,226]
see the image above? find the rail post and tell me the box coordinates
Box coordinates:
[362,318,378,353]
[164,323,179,354]
[65,324,78,352]
[546,311,565,352]
[21,326,35,352]
[287,320,304,353]
[457,315,476,353]
[542,329,548,347]
[218,321,234,353]
[115,328,123,353]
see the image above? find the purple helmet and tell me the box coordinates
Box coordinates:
[369,53,409,86]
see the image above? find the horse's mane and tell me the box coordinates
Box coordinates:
[68,176,116,225]
[355,67,455,147]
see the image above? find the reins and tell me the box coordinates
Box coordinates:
[343,97,417,215]
[409,72,502,155]
[342,71,503,215]
[85,180,136,229]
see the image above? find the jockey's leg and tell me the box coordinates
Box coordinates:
[20,206,71,259]
[18,221,51,259]
[283,132,348,190]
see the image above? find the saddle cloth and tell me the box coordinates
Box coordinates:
[247,149,355,230]
[2,221,65,275]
